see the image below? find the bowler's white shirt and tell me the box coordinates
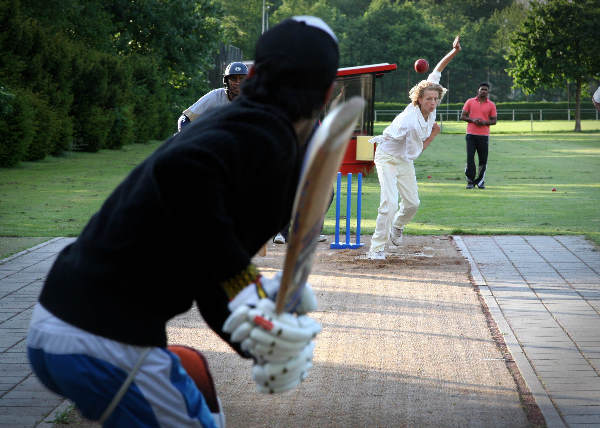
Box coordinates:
[370,70,441,162]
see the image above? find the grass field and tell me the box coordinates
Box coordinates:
[1,120,599,259]
[435,119,600,134]
[0,141,163,237]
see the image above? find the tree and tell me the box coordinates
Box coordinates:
[341,0,446,101]
[328,0,371,17]
[218,0,263,58]
[417,0,513,35]
[506,0,600,131]
[21,0,224,112]
[271,0,345,39]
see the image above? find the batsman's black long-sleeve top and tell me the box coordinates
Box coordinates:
[39,96,302,350]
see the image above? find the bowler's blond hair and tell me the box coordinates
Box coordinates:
[409,80,447,106]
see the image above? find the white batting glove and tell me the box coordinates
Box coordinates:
[227,271,317,315]
[223,298,321,393]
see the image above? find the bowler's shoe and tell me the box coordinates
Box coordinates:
[390,227,404,246]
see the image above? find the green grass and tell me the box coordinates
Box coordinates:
[0,141,163,238]
[434,119,600,134]
[0,237,52,260]
[1,122,599,254]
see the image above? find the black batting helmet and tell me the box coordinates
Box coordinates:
[223,62,248,85]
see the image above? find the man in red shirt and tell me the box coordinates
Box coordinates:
[461,82,497,189]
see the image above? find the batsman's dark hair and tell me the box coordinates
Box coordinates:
[240,60,332,123]
[479,82,490,88]
[241,17,339,123]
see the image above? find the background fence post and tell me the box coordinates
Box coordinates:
[530,112,533,132]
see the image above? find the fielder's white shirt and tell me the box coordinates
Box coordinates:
[370,70,442,162]
[183,88,230,121]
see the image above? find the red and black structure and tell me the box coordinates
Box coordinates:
[325,63,397,175]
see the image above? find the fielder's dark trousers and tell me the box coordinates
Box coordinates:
[465,134,489,186]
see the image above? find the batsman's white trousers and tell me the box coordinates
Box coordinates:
[27,304,220,428]
[370,149,420,253]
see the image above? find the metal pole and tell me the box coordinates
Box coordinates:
[345,173,352,246]
[530,112,533,132]
[356,173,362,246]
[334,172,341,246]
[446,69,449,119]
[261,0,265,34]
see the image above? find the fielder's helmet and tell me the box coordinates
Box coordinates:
[223,62,248,85]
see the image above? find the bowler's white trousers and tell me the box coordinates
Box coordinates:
[370,149,420,253]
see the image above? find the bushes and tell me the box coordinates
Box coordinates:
[130,56,170,145]
[0,1,171,167]
[25,94,54,161]
[106,105,134,150]
[0,86,33,167]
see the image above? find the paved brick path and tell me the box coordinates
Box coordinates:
[1,235,598,427]
[455,235,600,428]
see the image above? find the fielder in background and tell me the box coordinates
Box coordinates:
[177,61,249,132]
[27,16,339,427]
[367,36,461,261]
[461,82,497,189]
[593,85,600,112]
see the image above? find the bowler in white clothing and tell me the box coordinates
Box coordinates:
[368,36,461,260]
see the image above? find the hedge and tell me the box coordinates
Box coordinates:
[0,86,33,167]
[0,1,172,167]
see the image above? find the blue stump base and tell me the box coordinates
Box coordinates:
[330,243,364,249]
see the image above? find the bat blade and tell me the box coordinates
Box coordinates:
[276,97,365,313]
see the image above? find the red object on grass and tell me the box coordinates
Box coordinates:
[552,188,557,192]
[334,63,398,175]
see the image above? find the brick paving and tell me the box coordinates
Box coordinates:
[1,235,598,427]
[455,235,600,428]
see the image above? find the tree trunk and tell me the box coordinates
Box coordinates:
[574,78,581,132]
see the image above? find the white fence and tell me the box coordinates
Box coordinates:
[374,108,600,122]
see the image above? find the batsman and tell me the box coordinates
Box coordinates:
[26,17,339,427]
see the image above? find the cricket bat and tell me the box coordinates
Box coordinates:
[275,96,365,313]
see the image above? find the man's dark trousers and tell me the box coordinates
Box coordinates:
[465,134,488,186]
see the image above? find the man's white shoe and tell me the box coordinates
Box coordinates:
[390,227,403,246]
[367,250,386,260]
[273,233,286,244]
[318,234,327,243]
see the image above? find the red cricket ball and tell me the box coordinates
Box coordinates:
[427,176,432,179]
[414,58,429,73]
[552,188,556,192]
